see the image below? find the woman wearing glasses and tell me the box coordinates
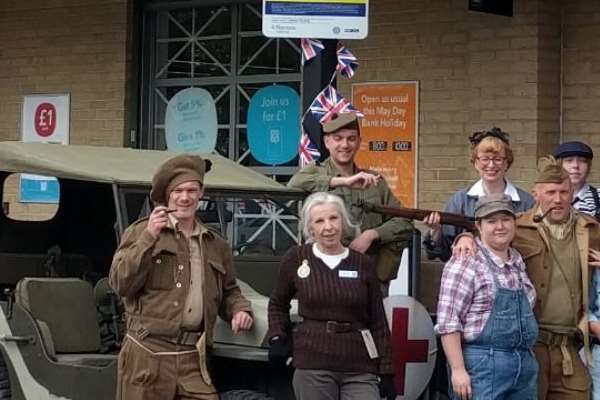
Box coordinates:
[423,128,535,261]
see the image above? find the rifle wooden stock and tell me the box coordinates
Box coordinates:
[359,202,476,231]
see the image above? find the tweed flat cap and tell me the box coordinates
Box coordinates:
[553,141,594,160]
[322,112,360,134]
[150,154,211,204]
[474,193,515,219]
[535,155,569,184]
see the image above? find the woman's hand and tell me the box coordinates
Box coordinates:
[451,367,472,400]
[423,212,442,241]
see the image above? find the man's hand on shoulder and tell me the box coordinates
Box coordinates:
[590,248,600,268]
[147,206,169,238]
[231,311,253,333]
[590,321,600,339]
[452,233,477,258]
[349,229,379,254]
[330,172,381,189]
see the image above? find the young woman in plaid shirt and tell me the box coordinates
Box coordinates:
[436,194,538,400]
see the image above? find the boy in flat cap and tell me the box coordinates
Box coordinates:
[454,156,600,400]
[554,141,600,399]
[288,111,413,286]
[109,154,253,400]
[554,141,600,220]
[437,194,538,400]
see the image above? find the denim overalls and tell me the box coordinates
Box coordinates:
[451,247,539,399]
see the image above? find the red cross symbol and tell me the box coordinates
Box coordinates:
[391,307,429,395]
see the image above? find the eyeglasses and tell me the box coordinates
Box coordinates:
[476,156,506,165]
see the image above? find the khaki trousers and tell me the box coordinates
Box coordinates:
[116,336,218,400]
[535,341,591,400]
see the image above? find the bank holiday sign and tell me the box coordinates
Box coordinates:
[262,0,369,39]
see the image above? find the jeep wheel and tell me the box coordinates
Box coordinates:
[219,390,273,400]
[0,355,11,399]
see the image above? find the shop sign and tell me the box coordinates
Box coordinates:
[165,88,218,153]
[247,85,300,165]
[262,0,369,39]
[352,82,418,207]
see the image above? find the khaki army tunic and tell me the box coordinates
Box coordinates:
[109,217,252,400]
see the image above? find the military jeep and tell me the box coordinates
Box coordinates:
[0,141,306,400]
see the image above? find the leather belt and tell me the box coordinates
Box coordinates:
[130,328,203,346]
[537,329,579,347]
[302,320,365,334]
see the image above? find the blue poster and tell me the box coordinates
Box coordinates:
[247,85,300,165]
[20,174,60,203]
[165,88,218,152]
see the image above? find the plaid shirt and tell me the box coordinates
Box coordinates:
[435,239,536,341]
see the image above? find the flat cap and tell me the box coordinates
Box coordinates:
[322,111,360,134]
[474,193,515,219]
[553,141,593,160]
[150,154,211,205]
[535,155,569,184]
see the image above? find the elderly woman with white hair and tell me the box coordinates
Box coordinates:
[268,192,394,400]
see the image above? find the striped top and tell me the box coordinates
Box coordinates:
[573,184,600,218]
[268,244,392,374]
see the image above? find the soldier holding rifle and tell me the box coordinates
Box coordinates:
[288,111,413,285]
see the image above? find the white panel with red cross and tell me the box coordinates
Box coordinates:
[383,295,438,400]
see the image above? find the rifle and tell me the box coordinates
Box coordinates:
[356,201,476,231]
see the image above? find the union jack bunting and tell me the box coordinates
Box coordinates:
[299,131,321,166]
[301,38,325,64]
[309,85,364,123]
[336,43,359,78]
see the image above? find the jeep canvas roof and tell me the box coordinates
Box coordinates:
[0,141,303,196]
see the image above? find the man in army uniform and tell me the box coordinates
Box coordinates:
[288,112,413,283]
[109,154,253,400]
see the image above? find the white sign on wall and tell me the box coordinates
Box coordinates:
[20,93,70,203]
[262,0,369,39]
[21,93,70,143]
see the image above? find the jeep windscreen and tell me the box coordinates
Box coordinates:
[118,187,301,258]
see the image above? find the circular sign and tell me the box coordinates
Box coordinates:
[34,102,57,137]
[165,87,218,152]
[246,85,300,165]
[383,295,438,400]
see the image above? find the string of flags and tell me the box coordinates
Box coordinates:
[299,38,362,166]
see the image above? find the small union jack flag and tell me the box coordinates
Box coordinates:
[299,131,321,166]
[336,43,359,78]
[301,38,325,64]
[309,85,364,123]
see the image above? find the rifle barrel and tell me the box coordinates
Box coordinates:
[360,202,476,231]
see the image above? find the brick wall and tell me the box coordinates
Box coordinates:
[0,0,130,146]
[562,0,600,185]
[340,0,563,210]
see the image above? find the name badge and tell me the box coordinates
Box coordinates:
[338,270,358,279]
